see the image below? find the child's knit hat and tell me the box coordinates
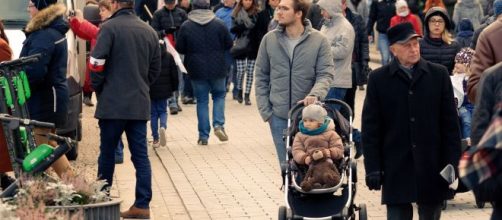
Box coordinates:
[454,47,476,67]
[302,104,327,123]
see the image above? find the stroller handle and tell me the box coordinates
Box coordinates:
[0,54,41,69]
[288,98,354,119]
[0,114,55,128]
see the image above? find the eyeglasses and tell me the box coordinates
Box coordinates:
[429,19,445,25]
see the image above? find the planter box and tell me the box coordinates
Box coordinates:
[46,199,121,220]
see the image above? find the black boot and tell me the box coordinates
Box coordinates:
[237,89,243,103]
[244,93,251,105]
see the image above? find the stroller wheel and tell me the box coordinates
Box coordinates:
[278,206,287,220]
[359,203,367,220]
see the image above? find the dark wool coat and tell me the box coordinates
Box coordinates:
[150,6,188,41]
[362,58,462,204]
[91,9,161,120]
[20,4,69,127]
[419,35,461,74]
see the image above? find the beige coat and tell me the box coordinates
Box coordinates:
[292,130,344,165]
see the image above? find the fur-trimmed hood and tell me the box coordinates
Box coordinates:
[25,3,68,34]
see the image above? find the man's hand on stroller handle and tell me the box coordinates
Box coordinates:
[298,95,318,106]
[366,171,382,190]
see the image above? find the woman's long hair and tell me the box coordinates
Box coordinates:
[232,0,260,17]
[0,20,8,44]
[442,29,454,45]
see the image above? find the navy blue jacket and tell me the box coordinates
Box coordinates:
[176,10,233,80]
[150,41,179,100]
[20,4,69,127]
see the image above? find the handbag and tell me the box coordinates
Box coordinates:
[230,34,250,58]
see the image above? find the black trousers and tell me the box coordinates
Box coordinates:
[387,203,442,220]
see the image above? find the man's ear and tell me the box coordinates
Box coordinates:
[389,45,397,57]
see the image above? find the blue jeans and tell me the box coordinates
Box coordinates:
[116,139,124,161]
[378,33,392,65]
[183,74,194,98]
[459,105,474,139]
[150,99,168,141]
[325,87,348,111]
[191,77,226,140]
[98,119,151,209]
[268,114,288,166]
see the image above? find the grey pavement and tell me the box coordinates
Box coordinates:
[77,46,493,220]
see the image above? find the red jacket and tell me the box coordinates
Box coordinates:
[390,13,423,37]
[69,18,99,50]
[69,18,100,93]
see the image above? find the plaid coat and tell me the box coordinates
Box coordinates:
[460,63,502,203]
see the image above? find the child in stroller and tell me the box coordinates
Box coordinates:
[292,104,344,191]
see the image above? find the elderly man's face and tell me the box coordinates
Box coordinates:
[390,38,420,67]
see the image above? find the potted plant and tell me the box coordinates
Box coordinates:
[2,172,121,220]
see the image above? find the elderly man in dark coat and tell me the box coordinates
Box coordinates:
[361,22,461,220]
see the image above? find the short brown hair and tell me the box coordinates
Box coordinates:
[98,0,112,10]
[292,0,311,22]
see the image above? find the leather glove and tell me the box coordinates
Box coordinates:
[366,171,382,190]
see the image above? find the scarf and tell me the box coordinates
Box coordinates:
[299,117,330,136]
[234,8,255,29]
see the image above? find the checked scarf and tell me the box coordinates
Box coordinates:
[459,103,502,189]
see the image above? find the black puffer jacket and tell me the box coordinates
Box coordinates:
[151,7,188,41]
[419,36,460,74]
[230,12,263,60]
[346,8,369,64]
[367,0,396,35]
[150,42,179,100]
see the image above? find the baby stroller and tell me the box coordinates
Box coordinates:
[278,99,367,220]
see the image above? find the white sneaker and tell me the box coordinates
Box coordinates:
[159,127,167,146]
[152,140,160,148]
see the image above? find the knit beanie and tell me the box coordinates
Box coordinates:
[458,18,474,32]
[454,47,476,67]
[30,0,58,11]
[302,104,327,123]
[494,0,502,16]
[192,0,210,9]
[395,0,408,9]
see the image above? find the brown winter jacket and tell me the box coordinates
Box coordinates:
[292,130,344,165]
[0,38,11,62]
[467,18,502,102]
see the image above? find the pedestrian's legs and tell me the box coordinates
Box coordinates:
[150,99,160,141]
[325,87,348,111]
[459,106,472,139]
[235,59,246,90]
[387,203,413,220]
[417,202,442,220]
[268,115,288,166]
[209,77,227,128]
[231,60,238,99]
[98,119,125,190]
[191,79,211,140]
[378,33,392,65]
[491,204,502,220]
[124,120,152,209]
[183,74,194,98]
[115,139,124,163]
[344,86,356,114]
[159,99,168,129]
[245,59,255,94]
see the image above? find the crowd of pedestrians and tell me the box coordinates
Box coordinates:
[1,0,502,218]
